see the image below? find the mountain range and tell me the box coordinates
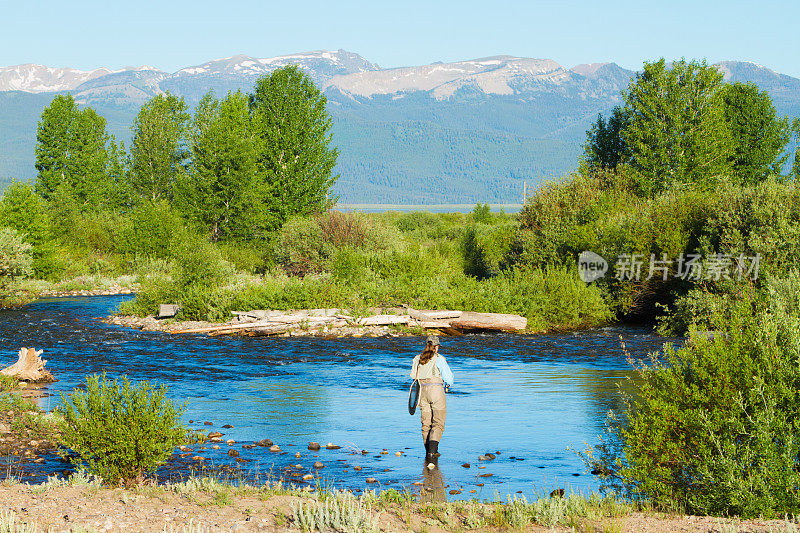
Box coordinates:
[1,50,798,203]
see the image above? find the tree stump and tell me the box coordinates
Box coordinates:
[1,347,57,383]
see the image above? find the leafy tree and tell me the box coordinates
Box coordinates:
[721,82,790,184]
[105,138,131,208]
[34,95,112,208]
[177,91,261,241]
[622,59,733,196]
[249,66,339,230]
[129,93,190,202]
[791,118,800,181]
[0,181,50,246]
[583,106,629,170]
[0,181,58,277]
[0,227,33,290]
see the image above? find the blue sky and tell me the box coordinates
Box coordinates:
[2,0,798,77]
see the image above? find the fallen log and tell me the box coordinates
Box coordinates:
[418,320,453,329]
[418,310,463,320]
[356,315,410,326]
[1,347,57,383]
[408,308,462,321]
[171,320,275,334]
[450,312,527,332]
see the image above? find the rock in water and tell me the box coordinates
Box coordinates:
[228,450,239,457]
[550,489,565,498]
[294,452,302,458]
[313,461,324,469]
[326,443,341,450]
[269,445,281,452]
[365,477,377,483]
[302,474,314,481]
[308,442,321,451]
[461,463,470,468]
[256,439,273,447]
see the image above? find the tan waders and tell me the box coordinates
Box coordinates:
[419,377,446,457]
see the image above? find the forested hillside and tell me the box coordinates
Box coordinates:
[1,52,799,203]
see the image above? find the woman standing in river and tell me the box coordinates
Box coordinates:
[410,335,454,460]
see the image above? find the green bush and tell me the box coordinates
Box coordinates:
[462,222,517,279]
[59,373,187,485]
[273,216,329,276]
[118,201,186,259]
[586,297,800,517]
[117,275,179,317]
[0,227,33,289]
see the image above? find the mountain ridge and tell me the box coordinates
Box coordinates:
[1,51,798,203]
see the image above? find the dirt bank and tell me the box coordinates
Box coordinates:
[0,481,796,532]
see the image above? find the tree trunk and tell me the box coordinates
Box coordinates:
[1,347,57,383]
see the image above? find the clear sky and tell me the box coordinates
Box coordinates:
[1,0,798,77]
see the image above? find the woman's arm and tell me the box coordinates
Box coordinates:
[436,355,454,386]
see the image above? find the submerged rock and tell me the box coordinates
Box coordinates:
[313,461,324,469]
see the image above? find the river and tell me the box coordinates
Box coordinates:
[0,295,678,500]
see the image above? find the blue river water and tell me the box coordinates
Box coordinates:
[0,295,678,500]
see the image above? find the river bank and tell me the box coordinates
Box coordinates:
[0,479,797,532]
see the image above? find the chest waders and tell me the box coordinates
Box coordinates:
[410,354,445,461]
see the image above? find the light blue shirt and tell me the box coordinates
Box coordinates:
[436,355,454,387]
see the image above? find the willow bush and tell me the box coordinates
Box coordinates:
[59,374,187,485]
[585,292,800,517]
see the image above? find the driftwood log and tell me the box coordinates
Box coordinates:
[449,312,527,332]
[1,347,57,383]
[170,308,527,336]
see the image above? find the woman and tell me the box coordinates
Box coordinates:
[410,335,454,460]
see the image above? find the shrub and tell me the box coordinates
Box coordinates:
[173,237,229,289]
[59,373,187,485]
[585,297,800,518]
[462,222,517,279]
[273,216,329,276]
[0,227,33,288]
[316,210,374,249]
[118,200,186,259]
[471,203,493,224]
